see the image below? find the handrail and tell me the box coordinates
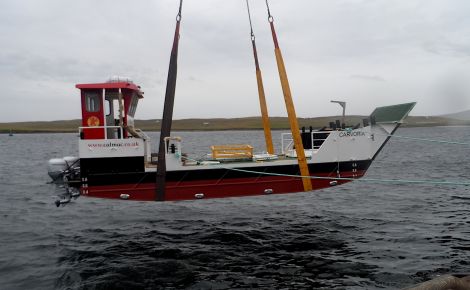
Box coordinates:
[281,131,331,154]
[310,131,330,150]
[79,126,124,140]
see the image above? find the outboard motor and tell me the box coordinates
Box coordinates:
[48,156,81,207]
[47,156,79,183]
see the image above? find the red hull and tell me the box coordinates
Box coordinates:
[81,171,364,201]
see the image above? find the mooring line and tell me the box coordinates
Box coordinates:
[374,132,470,146]
[183,156,470,187]
[227,167,470,186]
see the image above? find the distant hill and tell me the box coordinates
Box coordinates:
[2,115,470,133]
[441,110,470,121]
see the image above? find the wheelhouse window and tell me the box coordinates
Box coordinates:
[105,99,111,116]
[86,93,100,112]
[128,96,139,117]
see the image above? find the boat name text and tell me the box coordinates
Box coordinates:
[339,131,366,137]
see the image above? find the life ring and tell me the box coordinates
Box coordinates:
[87,116,100,127]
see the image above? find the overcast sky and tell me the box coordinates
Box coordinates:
[1,0,470,122]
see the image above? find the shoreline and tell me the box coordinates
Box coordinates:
[1,116,469,134]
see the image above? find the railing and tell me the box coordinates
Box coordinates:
[79,126,124,140]
[281,133,295,155]
[281,131,331,155]
[310,131,331,149]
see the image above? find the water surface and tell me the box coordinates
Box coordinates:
[1,127,469,289]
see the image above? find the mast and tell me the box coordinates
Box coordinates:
[155,0,183,201]
[265,0,312,191]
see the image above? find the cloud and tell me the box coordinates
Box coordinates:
[350,75,386,82]
[2,0,470,121]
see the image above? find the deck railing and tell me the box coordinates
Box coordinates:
[79,126,124,140]
[281,131,331,155]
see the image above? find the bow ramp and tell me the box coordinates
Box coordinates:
[370,102,416,134]
[368,102,416,160]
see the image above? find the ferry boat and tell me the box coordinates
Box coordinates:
[48,1,416,204]
[47,77,415,203]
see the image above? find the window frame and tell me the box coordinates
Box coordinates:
[85,92,101,113]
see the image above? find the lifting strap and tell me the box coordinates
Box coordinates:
[155,0,183,201]
[245,0,274,154]
[265,0,312,191]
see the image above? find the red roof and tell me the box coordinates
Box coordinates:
[76,82,143,97]
[75,81,140,89]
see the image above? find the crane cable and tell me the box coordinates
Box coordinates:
[245,0,274,154]
[265,0,273,21]
[246,0,255,39]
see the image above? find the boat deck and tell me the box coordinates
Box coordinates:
[143,150,318,172]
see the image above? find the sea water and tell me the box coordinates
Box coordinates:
[0,127,469,289]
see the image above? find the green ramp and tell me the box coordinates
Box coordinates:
[370,102,416,123]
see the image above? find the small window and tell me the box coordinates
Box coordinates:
[86,93,100,112]
[113,99,120,120]
[128,96,139,116]
[105,100,111,116]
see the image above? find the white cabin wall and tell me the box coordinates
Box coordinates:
[79,139,145,158]
[311,123,399,164]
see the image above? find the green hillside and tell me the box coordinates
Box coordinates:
[441,110,470,121]
[1,115,469,134]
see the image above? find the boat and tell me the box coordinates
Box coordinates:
[47,0,416,204]
[47,77,415,202]
[9,129,13,136]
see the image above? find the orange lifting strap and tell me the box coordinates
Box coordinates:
[265,0,313,191]
[245,0,274,155]
[156,0,311,197]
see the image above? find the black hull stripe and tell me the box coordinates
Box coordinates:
[82,160,372,187]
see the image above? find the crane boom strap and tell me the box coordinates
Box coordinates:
[155,0,183,201]
[265,0,312,191]
[246,0,274,154]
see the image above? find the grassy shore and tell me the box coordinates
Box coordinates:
[0,115,468,133]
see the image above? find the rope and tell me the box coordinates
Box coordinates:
[176,0,183,21]
[265,0,273,22]
[245,0,255,39]
[228,168,470,186]
[374,132,470,146]
[181,156,470,187]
